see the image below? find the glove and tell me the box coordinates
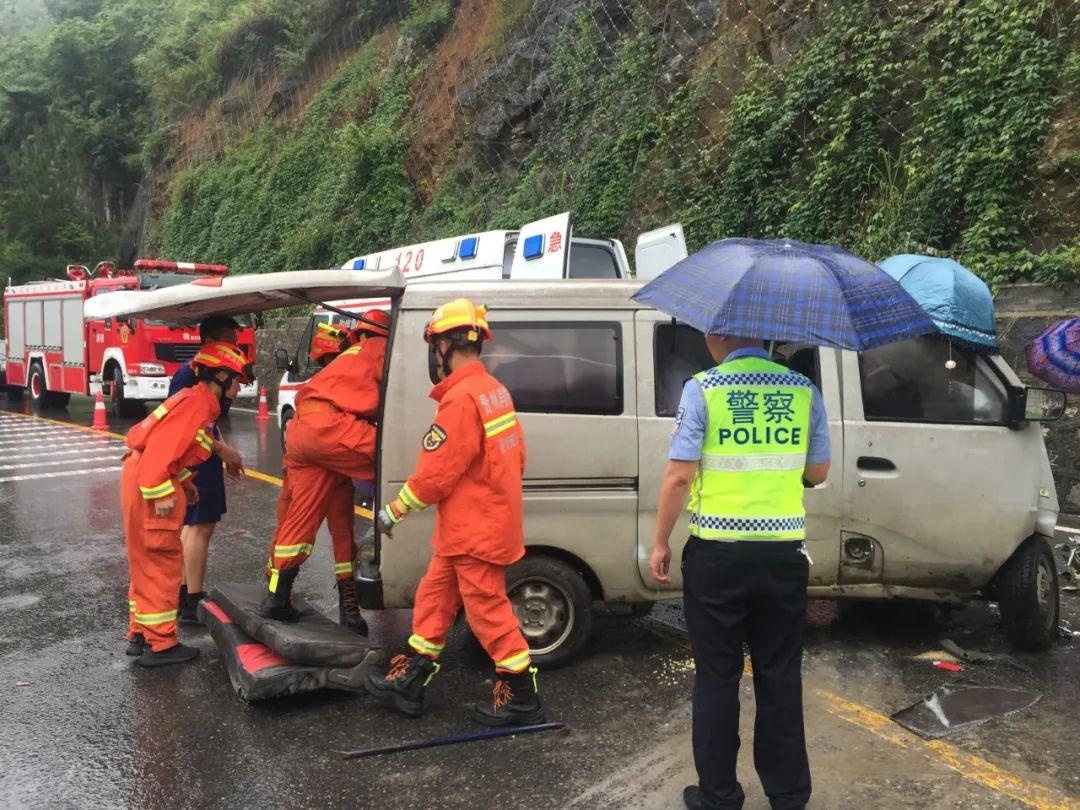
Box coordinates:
[377,499,408,537]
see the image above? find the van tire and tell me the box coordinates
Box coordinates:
[996,536,1059,652]
[506,555,594,669]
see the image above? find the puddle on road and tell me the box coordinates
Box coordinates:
[891,683,1041,738]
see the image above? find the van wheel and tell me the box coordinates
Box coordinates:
[279,407,294,453]
[996,536,1059,651]
[506,555,594,669]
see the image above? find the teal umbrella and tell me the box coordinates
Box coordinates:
[878,255,997,351]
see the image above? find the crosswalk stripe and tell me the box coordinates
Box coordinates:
[0,454,125,471]
[0,436,120,448]
[0,466,124,484]
[1,446,125,462]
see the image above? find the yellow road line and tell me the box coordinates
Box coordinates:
[0,409,375,519]
[647,624,1078,809]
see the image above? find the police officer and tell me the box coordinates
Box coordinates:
[649,335,830,810]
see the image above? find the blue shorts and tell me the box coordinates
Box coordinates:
[184,454,227,526]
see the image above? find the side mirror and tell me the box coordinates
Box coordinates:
[274,348,291,371]
[1007,385,1065,428]
[1023,387,1066,422]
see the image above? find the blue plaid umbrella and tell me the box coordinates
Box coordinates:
[633,238,936,350]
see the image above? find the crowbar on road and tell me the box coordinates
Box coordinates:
[331,723,566,760]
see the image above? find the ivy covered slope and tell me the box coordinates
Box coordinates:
[2,1,1079,286]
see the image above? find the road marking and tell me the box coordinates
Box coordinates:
[0,438,120,450]
[817,690,1080,810]
[0,466,124,484]
[646,626,1078,809]
[1,446,123,461]
[0,454,124,471]
[0,410,376,518]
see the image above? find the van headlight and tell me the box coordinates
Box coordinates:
[139,362,166,376]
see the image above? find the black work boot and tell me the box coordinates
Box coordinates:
[136,643,200,668]
[178,590,206,626]
[336,578,369,636]
[125,632,146,657]
[259,569,300,622]
[472,666,546,727]
[364,654,439,718]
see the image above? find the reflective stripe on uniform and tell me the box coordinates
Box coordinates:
[399,483,426,511]
[135,609,178,626]
[140,480,175,499]
[274,542,314,559]
[194,429,213,452]
[408,634,444,657]
[267,565,281,593]
[152,404,169,420]
[494,649,532,673]
[483,411,517,438]
[689,514,806,534]
[701,453,805,472]
[334,561,353,575]
[177,468,193,482]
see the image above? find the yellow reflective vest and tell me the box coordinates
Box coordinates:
[688,356,813,540]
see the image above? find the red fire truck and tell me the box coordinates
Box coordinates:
[2,259,257,416]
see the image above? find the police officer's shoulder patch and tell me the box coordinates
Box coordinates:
[672,406,685,436]
[422,424,448,451]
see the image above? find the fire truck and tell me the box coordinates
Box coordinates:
[3,259,257,416]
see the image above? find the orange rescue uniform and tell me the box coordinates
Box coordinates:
[122,385,219,651]
[267,335,385,584]
[390,360,531,674]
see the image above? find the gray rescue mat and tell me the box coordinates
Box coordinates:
[210,582,378,668]
[891,683,1040,738]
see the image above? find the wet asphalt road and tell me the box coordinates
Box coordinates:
[2,396,1079,809]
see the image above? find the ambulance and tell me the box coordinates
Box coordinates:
[85,266,1066,667]
[273,213,687,446]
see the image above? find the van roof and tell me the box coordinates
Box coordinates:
[401,279,649,310]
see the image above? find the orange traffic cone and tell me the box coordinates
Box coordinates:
[255,385,270,421]
[91,390,109,431]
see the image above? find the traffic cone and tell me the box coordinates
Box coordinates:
[255,385,270,421]
[91,390,109,431]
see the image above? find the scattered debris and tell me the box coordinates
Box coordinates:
[892,684,1041,739]
[15,680,31,687]
[331,723,567,760]
[932,661,963,672]
[1059,621,1080,640]
[913,650,960,664]
[940,638,1032,675]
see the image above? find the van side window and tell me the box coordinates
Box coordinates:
[654,324,714,416]
[772,344,821,389]
[297,314,331,380]
[859,336,1006,423]
[568,244,620,279]
[483,322,623,414]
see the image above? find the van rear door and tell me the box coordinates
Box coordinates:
[635,224,687,281]
[508,213,572,280]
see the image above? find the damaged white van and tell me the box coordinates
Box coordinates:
[86,268,1066,666]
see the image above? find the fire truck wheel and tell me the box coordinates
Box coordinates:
[28,362,49,408]
[109,368,145,419]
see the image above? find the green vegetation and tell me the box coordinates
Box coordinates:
[0,0,1078,288]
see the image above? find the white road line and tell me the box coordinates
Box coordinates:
[0,427,61,436]
[0,466,123,484]
[0,438,120,450]
[1,447,124,462]
[0,455,124,471]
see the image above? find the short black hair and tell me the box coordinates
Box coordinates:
[199,315,240,343]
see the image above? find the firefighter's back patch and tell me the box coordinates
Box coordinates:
[422,423,447,451]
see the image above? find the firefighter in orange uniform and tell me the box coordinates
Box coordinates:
[260,310,391,631]
[365,298,544,727]
[122,341,249,667]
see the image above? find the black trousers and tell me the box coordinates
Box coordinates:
[682,536,811,810]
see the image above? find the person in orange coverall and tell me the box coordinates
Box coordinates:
[122,341,250,667]
[260,310,391,631]
[365,298,544,727]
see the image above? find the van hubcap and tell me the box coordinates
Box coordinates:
[1035,558,1053,613]
[509,578,574,656]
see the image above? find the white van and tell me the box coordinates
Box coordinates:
[87,269,1066,667]
[274,213,687,445]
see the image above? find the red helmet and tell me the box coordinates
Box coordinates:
[193,342,251,381]
[351,309,391,339]
[309,322,349,363]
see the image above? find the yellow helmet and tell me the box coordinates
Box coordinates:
[424,298,492,344]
